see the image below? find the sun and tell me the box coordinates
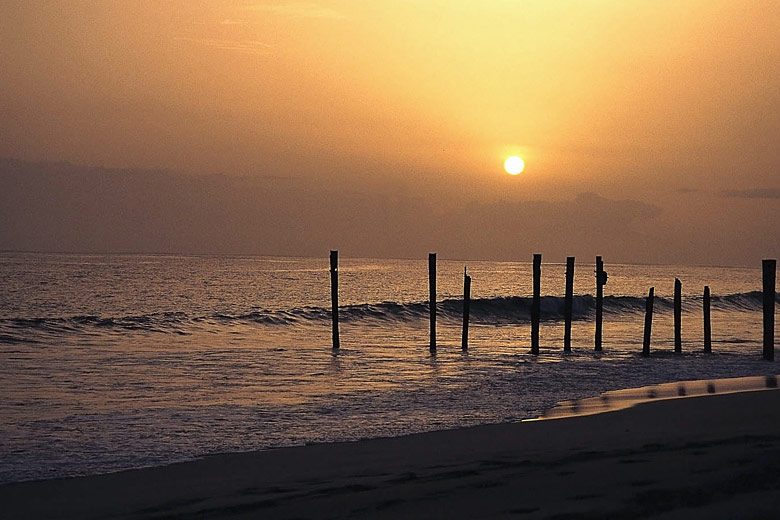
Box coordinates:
[504,156,525,175]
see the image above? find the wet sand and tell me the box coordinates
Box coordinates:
[3,388,780,519]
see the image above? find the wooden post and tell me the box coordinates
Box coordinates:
[531,253,541,355]
[674,278,682,353]
[642,287,654,357]
[595,256,605,351]
[462,267,471,351]
[330,250,340,350]
[429,253,437,353]
[564,256,574,352]
[703,285,712,353]
[763,259,776,361]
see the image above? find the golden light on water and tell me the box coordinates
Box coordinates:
[504,156,525,175]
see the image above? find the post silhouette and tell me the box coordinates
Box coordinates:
[330,250,340,350]
[564,256,574,352]
[642,287,654,357]
[703,285,712,353]
[462,267,471,351]
[531,254,542,355]
[763,259,776,361]
[429,253,437,353]
[674,278,682,353]
[595,256,605,351]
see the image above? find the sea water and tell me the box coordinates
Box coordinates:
[0,252,776,483]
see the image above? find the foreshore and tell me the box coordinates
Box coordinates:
[3,387,780,519]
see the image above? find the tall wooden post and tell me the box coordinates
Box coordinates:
[462,267,471,351]
[531,253,541,355]
[642,287,654,357]
[595,256,605,351]
[674,278,682,353]
[564,256,575,352]
[763,259,776,361]
[330,250,340,350]
[703,285,712,353]
[429,253,437,353]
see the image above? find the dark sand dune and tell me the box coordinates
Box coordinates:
[3,389,780,519]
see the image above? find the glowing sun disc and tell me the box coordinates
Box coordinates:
[505,156,525,175]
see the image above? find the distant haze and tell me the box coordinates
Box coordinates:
[0,1,778,265]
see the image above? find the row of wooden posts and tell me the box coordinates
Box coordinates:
[329,251,777,361]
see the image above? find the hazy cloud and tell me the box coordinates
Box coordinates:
[720,188,780,199]
[174,36,273,55]
[245,2,347,20]
[0,159,661,262]
[5,158,778,265]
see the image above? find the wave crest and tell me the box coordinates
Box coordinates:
[1,292,775,342]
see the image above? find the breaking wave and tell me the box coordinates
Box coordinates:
[1,292,775,342]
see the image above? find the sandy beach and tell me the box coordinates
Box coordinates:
[3,386,779,519]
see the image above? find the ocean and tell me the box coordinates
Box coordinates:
[0,252,776,484]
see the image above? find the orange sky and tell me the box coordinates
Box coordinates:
[1,1,778,264]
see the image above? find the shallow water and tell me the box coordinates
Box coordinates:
[535,374,780,420]
[0,253,776,483]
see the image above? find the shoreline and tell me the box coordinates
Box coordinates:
[4,373,776,486]
[3,385,780,519]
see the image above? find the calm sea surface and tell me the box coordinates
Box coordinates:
[0,252,777,483]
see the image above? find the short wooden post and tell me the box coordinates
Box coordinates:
[642,287,654,357]
[595,256,605,351]
[462,267,471,351]
[564,256,574,352]
[674,278,682,353]
[330,250,340,350]
[703,286,711,353]
[429,253,437,353]
[531,254,542,355]
[763,259,776,361]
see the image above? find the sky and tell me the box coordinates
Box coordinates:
[1,1,778,265]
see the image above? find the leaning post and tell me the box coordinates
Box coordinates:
[763,259,776,361]
[330,250,340,350]
[674,278,682,353]
[703,286,712,353]
[642,287,654,357]
[462,267,471,351]
[595,256,606,351]
[564,256,575,352]
[531,254,542,355]
[429,253,437,353]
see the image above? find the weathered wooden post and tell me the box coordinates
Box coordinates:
[330,250,340,350]
[642,287,654,357]
[564,256,575,352]
[703,286,712,353]
[429,253,437,353]
[531,253,541,355]
[595,256,606,351]
[763,259,776,361]
[674,278,682,353]
[462,267,471,351]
